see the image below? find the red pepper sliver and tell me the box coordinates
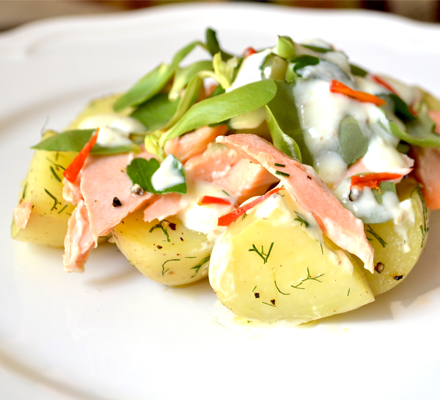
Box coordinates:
[350,172,403,190]
[218,187,282,227]
[63,128,99,183]
[330,80,386,107]
[198,196,231,206]
[371,75,397,95]
[243,47,257,58]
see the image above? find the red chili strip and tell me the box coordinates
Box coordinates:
[350,172,403,190]
[243,47,257,58]
[63,128,99,183]
[330,80,386,107]
[372,75,418,116]
[198,196,231,206]
[218,187,282,227]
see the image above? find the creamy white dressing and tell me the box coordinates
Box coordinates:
[229,107,266,130]
[362,136,408,173]
[177,180,237,241]
[78,113,145,148]
[151,154,185,192]
[227,49,273,92]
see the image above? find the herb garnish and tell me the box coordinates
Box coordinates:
[294,212,309,228]
[161,259,180,276]
[57,205,68,214]
[276,170,290,177]
[149,222,170,242]
[44,189,60,211]
[49,166,62,182]
[411,185,429,248]
[274,280,290,296]
[274,163,285,167]
[249,242,274,264]
[190,255,210,278]
[365,225,387,248]
[291,267,324,290]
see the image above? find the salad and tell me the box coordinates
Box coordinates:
[11,29,440,324]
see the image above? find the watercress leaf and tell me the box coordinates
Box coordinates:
[205,28,234,60]
[301,44,333,54]
[169,60,214,101]
[32,129,95,152]
[349,64,368,77]
[163,74,204,130]
[113,40,206,112]
[388,104,440,147]
[372,181,396,205]
[126,155,187,195]
[379,93,416,121]
[213,53,240,89]
[339,116,369,165]
[131,93,180,131]
[264,105,301,162]
[275,35,296,59]
[159,79,277,146]
[292,55,320,75]
[126,158,159,193]
[209,85,226,98]
[265,80,313,165]
[32,129,140,154]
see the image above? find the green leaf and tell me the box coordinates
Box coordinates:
[169,60,213,101]
[379,93,416,122]
[265,80,313,165]
[126,155,186,195]
[264,105,301,162]
[144,130,166,161]
[213,53,240,90]
[339,116,369,165]
[159,79,277,146]
[113,40,205,112]
[388,103,440,147]
[205,28,234,60]
[130,93,180,131]
[275,35,296,59]
[31,129,139,154]
[292,55,320,76]
[349,64,368,77]
[301,44,333,54]
[372,181,397,205]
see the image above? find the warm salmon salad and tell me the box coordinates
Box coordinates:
[12,29,440,324]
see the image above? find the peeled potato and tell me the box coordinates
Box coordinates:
[209,189,374,324]
[112,210,213,285]
[362,179,428,296]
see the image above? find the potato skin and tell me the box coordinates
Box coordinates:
[11,131,76,247]
[209,190,374,324]
[112,210,213,285]
[362,179,429,296]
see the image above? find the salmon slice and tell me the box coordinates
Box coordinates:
[412,146,440,209]
[410,110,440,209]
[63,200,95,273]
[63,149,156,272]
[185,142,278,203]
[13,201,32,229]
[218,134,375,273]
[164,125,228,164]
[143,193,182,222]
[80,150,156,242]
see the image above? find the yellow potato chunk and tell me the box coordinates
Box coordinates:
[11,131,76,247]
[112,210,213,285]
[209,189,374,324]
[363,179,428,296]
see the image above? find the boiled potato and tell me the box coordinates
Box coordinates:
[362,179,428,296]
[112,210,213,285]
[12,95,128,247]
[209,189,374,324]
[11,130,76,247]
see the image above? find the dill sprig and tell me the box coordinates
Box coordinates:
[149,221,170,242]
[366,225,387,248]
[249,242,274,264]
[291,267,324,290]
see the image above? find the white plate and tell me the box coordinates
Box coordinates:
[2,3,440,400]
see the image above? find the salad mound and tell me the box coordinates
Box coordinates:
[12,29,439,323]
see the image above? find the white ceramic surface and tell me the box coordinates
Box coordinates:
[1,3,440,400]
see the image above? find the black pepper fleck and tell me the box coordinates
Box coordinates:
[394,275,404,281]
[179,237,184,241]
[307,176,312,180]
[157,245,163,249]
[270,299,276,305]
[168,222,177,231]
[112,197,122,207]
[375,262,384,274]
[254,293,260,298]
